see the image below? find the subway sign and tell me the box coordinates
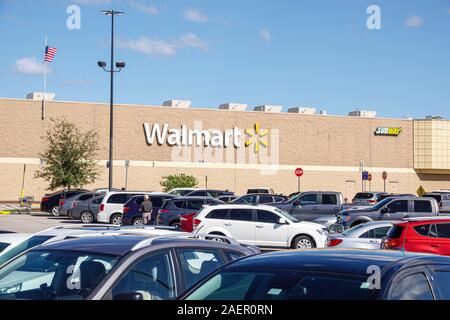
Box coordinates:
[374,127,402,136]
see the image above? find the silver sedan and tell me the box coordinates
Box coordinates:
[326,221,394,250]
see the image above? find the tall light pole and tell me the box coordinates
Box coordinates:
[98,9,125,191]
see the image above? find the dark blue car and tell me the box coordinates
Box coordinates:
[122,193,176,226]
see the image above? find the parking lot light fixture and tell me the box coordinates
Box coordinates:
[97,10,125,191]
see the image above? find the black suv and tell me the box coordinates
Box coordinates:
[157,196,224,227]
[40,189,90,216]
[180,249,450,300]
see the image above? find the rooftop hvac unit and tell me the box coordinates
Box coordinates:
[26,92,55,101]
[320,110,328,115]
[348,110,377,118]
[163,100,192,108]
[287,107,316,115]
[254,105,283,113]
[219,103,248,111]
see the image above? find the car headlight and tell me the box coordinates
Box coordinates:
[0,283,22,294]
[317,228,326,235]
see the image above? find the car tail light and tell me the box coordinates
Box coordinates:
[368,200,376,203]
[123,207,130,214]
[42,197,50,202]
[59,200,65,206]
[384,238,403,249]
[159,209,169,214]
[99,204,104,212]
[193,218,202,228]
[327,239,343,247]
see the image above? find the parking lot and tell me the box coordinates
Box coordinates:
[0,213,86,233]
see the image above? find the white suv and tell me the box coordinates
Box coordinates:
[97,191,153,225]
[193,204,327,249]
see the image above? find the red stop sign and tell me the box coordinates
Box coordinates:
[295,168,304,177]
[382,171,388,180]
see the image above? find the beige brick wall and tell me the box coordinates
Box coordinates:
[0,98,449,201]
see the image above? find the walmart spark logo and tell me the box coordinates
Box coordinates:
[245,123,269,153]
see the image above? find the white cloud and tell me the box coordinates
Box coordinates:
[13,57,49,75]
[129,1,160,15]
[260,28,272,41]
[179,33,210,52]
[183,8,209,23]
[117,33,209,56]
[405,15,424,28]
[117,37,176,56]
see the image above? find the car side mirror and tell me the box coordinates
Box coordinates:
[294,200,301,206]
[381,207,388,214]
[113,292,144,301]
[278,218,287,225]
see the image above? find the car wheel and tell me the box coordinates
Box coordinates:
[51,206,59,217]
[351,221,366,228]
[206,233,227,242]
[292,235,315,250]
[80,211,95,224]
[110,214,122,226]
[133,217,145,227]
[170,221,181,230]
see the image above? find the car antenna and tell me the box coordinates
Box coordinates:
[400,220,409,257]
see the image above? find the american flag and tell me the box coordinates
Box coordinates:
[44,46,58,62]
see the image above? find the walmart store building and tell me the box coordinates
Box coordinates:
[0,96,449,202]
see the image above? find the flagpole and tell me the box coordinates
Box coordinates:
[42,36,48,121]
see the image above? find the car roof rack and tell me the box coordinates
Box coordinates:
[131,233,239,251]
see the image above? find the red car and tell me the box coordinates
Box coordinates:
[384,217,450,256]
[180,212,196,232]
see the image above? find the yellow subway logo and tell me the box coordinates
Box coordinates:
[374,127,402,136]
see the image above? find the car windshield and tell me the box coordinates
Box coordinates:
[274,208,299,223]
[341,224,367,237]
[0,250,118,300]
[185,271,376,300]
[0,236,54,267]
[371,198,393,210]
[170,190,192,196]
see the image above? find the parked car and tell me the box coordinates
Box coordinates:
[167,188,196,197]
[68,195,105,223]
[269,191,349,221]
[180,213,196,232]
[193,204,328,249]
[0,225,117,268]
[92,188,121,194]
[0,234,31,254]
[179,249,450,300]
[122,193,176,226]
[96,191,156,225]
[217,195,237,203]
[440,194,450,213]
[246,188,274,194]
[231,194,288,205]
[40,189,90,216]
[352,192,389,205]
[157,197,224,228]
[337,196,439,229]
[383,217,450,255]
[0,233,259,300]
[326,221,394,249]
[376,193,416,202]
[58,192,99,217]
[184,189,235,198]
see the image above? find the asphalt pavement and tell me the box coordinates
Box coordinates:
[0,213,83,233]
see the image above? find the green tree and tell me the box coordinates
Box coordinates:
[35,118,100,191]
[160,174,198,192]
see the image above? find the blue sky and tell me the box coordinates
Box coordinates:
[1,0,449,118]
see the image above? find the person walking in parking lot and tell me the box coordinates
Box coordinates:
[141,195,153,225]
